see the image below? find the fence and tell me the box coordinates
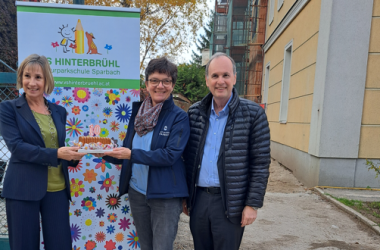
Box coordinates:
[0,83,19,235]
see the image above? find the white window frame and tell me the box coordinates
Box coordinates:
[277,0,284,11]
[279,40,293,124]
[263,62,270,107]
[269,0,275,25]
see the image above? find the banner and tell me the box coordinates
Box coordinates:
[16,2,141,249]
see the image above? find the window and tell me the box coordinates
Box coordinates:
[269,0,275,25]
[277,0,284,11]
[215,45,224,52]
[279,41,293,123]
[263,63,270,106]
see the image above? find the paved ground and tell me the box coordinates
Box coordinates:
[323,188,380,202]
[174,160,380,250]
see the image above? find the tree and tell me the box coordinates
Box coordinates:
[0,0,17,72]
[366,160,380,179]
[115,0,207,72]
[175,63,209,103]
[191,11,213,65]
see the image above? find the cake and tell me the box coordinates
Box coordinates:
[78,136,111,145]
[73,136,114,151]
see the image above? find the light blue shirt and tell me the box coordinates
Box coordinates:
[198,93,233,187]
[129,130,154,195]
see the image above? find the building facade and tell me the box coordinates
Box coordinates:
[210,0,267,102]
[262,0,380,187]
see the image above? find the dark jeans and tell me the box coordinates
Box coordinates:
[190,188,245,250]
[128,186,183,250]
[6,190,71,250]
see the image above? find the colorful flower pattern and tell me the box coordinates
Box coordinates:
[127,230,140,249]
[43,88,138,248]
[98,173,116,192]
[73,88,91,103]
[115,104,131,123]
[71,178,85,197]
[105,90,121,105]
[81,197,97,211]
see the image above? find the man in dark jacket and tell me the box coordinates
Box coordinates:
[183,52,271,250]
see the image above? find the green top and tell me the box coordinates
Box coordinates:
[32,111,65,192]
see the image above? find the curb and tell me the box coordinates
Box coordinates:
[314,187,380,236]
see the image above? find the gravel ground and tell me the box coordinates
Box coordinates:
[174,160,380,250]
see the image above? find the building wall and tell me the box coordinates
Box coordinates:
[264,0,321,153]
[359,0,380,159]
[264,0,377,188]
[265,0,297,39]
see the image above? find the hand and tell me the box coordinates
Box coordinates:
[104,147,131,159]
[241,206,257,227]
[58,147,86,161]
[182,199,189,216]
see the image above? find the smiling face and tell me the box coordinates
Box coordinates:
[62,27,74,39]
[146,72,174,106]
[22,64,45,101]
[206,56,236,103]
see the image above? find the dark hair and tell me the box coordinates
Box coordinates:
[205,52,236,78]
[145,57,177,85]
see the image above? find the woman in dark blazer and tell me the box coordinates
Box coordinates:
[0,54,85,250]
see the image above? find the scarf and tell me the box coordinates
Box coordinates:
[134,96,164,136]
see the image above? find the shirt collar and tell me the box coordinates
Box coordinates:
[211,92,233,116]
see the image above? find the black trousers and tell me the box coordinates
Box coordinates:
[190,188,245,250]
[6,190,72,250]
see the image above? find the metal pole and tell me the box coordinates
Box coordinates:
[0,59,16,73]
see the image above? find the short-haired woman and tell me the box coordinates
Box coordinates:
[0,54,85,250]
[96,57,190,250]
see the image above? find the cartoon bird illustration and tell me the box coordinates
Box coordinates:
[85,32,102,55]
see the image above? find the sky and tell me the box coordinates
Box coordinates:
[178,0,214,64]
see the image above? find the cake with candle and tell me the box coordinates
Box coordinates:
[73,125,115,152]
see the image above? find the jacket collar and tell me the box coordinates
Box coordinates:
[16,93,64,146]
[199,88,240,116]
[132,94,175,115]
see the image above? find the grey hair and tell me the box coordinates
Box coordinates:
[205,52,236,78]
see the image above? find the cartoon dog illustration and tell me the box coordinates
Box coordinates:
[58,24,76,53]
[85,32,102,55]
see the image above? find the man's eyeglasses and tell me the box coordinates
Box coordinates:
[148,79,173,87]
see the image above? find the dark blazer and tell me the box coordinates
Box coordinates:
[0,93,74,201]
[104,95,190,199]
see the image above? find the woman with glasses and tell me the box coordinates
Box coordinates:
[95,57,190,250]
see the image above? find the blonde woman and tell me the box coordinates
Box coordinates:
[0,54,85,250]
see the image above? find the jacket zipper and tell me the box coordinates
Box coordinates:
[222,119,234,218]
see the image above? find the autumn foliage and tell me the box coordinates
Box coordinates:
[0,0,17,72]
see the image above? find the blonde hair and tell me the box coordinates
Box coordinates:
[17,54,55,95]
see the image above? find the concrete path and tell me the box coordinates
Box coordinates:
[174,161,380,250]
[323,188,380,202]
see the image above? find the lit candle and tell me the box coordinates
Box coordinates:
[89,124,94,136]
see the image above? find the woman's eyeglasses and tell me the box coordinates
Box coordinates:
[148,79,173,87]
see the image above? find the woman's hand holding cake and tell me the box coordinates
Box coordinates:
[103,147,131,160]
